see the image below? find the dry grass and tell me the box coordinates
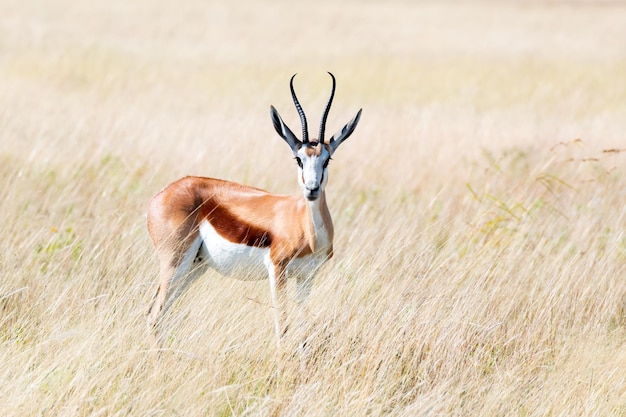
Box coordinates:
[1,0,626,415]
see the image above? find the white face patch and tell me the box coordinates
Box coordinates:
[295,144,331,201]
[198,220,269,280]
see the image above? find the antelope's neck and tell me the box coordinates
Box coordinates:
[305,191,334,254]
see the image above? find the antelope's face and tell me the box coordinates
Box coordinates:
[270,72,362,203]
[295,141,331,201]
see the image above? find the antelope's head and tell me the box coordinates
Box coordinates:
[270,72,362,202]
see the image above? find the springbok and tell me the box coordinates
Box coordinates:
[146,73,362,345]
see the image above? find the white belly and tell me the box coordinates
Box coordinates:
[198,220,269,279]
[198,220,329,281]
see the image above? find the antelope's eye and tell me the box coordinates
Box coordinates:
[295,157,303,168]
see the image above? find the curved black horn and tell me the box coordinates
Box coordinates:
[318,72,336,144]
[290,74,309,144]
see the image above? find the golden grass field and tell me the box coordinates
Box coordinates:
[1,0,626,415]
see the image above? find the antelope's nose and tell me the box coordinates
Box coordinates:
[304,177,320,191]
[305,187,320,201]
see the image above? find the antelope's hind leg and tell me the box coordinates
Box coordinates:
[146,236,207,345]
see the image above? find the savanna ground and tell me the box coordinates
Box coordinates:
[1,0,626,415]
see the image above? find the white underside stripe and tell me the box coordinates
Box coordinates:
[198,220,268,279]
[197,219,330,281]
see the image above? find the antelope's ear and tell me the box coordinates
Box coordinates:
[270,105,301,152]
[328,108,362,153]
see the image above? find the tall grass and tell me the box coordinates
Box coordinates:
[1,1,625,415]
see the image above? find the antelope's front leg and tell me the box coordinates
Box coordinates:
[265,255,288,346]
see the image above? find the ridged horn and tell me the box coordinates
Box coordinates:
[290,74,309,144]
[318,72,336,144]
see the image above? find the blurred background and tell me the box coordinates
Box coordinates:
[1,1,625,415]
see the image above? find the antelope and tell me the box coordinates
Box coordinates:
[146,73,362,346]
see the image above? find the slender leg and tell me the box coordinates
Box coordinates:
[295,272,316,356]
[146,255,175,349]
[265,254,287,346]
[295,272,315,334]
[296,274,314,304]
[146,237,205,346]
